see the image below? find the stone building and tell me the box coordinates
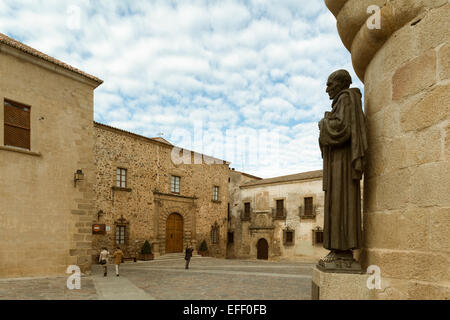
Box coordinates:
[0,33,102,277]
[228,169,328,260]
[317,0,450,299]
[92,122,230,259]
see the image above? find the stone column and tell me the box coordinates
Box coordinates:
[325,0,449,299]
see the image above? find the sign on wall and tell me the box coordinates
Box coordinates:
[92,224,106,235]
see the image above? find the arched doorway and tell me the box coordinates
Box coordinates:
[257,238,269,260]
[166,213,183,253]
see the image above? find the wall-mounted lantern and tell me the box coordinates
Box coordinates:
[74,169,84,187]
[97,210,104,221]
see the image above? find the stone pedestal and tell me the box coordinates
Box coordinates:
[312,267,372,300]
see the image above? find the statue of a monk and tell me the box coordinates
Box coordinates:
[318,70,368,273]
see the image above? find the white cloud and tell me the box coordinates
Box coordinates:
[0,0,363,178]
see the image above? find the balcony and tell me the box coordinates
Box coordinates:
[271,208,287,220]
[299,204,317,219]
[239,209,251,221]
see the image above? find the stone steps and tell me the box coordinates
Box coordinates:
[155,253,201,261]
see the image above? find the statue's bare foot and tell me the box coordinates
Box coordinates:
[320,250,337,263]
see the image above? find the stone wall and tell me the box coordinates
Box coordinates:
[229,170,328,260]
[0,44,100,277]
[326,0,449,299]
[227,170,261,258]
[93,123,229,260]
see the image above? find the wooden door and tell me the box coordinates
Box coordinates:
[166,213,183,253]
[257,238,269,260]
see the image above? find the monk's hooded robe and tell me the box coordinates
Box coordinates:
[319,88,368,251]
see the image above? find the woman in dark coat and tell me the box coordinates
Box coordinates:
[185,243,194,269]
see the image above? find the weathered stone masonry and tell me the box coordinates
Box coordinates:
[92,123,229,259]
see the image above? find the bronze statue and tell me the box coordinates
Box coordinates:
[318,70,368,273]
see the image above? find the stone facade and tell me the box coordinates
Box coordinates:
[92,123,229,260]
[0,34,102,277]
[325,0,450,299]
[228,170,328,260]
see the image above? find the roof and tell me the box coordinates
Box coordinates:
[0,32,103,85]
[94,121,230,164]
[229,169,262,181]
[94,122,174,147]
[240,170,323,188]
[151,137,173,146]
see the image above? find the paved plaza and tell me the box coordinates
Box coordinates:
[0,256,314,300]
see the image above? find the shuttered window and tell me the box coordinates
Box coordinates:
[276,199,284,217]
[244,202,251,218]
[4,99,31,150]
[304,197,314,216]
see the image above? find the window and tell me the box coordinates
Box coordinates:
[116,168,127,188]
[211,223,219,244]
[312,227,324,245]
[227,203,230,221]
[4,99,31,150]
[304,197,314,216]
[286,231,293,244]
[115,225,126,245]
[283,229,295,245]
[171,176,180,194]
[227,232,234,244]
[276,199,284,217]
[244,202,251,218]
[213,186,219,201]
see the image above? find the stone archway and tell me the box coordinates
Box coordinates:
[165,213,184,253]
[257,238,269,260]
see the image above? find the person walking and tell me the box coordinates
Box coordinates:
[185,243,194,269]
[112,246,124,277]
[99,247,109,277]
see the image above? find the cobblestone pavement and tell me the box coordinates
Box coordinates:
[121,257,314,300]
[0,257,314,300]
[0,276,98,300]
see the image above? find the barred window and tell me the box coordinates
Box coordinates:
[283,229,295,245]
[171,176,180,194]
[312,227,324,245]
[304,197,314,216]
[115,225,126,245]
[211,224,219,244]
[286,231,293,243]
[116,168,127,188]
[213,186,219,201]
[4,99,31,150]
[315,230,324,243]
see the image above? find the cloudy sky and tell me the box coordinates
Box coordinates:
[0,0,362,178]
